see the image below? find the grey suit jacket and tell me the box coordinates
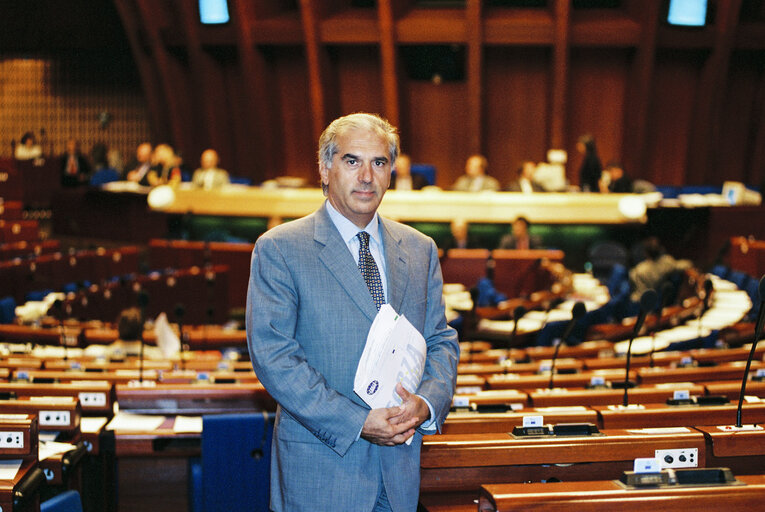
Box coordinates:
[246,202,459,512]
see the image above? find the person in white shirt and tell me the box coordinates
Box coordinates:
[192,149,230,190]
[451,154,500,192]
[14,132,43,161]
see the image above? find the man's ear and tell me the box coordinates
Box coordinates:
[319,162,330,187]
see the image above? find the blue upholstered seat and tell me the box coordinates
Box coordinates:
[40,490,83,512]
[189,412,275,512]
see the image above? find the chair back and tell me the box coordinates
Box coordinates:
[40,490,83,512]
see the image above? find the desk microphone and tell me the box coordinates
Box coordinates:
[507,305,527,352]
[538,297,565,333]
[735,275,765,427]
[174,303,186,371]
[649,281,675,368]
[52,299,67,362]
[621,289,659,406]
[549,301,586,389]
[137,291,149,383]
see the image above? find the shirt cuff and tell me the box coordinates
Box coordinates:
[417,394,437,432]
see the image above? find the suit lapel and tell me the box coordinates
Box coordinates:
[381,218,409,314]
[314,206,379,322]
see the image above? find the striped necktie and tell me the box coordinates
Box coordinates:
[357,231,384,310]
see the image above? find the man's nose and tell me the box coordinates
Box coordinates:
[358,161,373,182]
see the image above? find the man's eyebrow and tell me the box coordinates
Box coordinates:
[340,153,389,163]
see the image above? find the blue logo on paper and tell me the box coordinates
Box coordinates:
[366,380,379,395]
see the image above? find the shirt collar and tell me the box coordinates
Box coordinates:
[325,200,381,246]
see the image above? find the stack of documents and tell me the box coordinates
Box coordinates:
[354,305,426,410]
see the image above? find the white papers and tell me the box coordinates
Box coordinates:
[173,415,203,433]
[80,417,108,434]
[39,441,75,461]
[0,459,22,480]
[106,412,166,432]
[154,312,181,358]
[354,305,426,410]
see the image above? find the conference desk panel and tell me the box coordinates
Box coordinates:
[637,362,762,385]
[705,380,765,400]
[0,459,45,512]
[421,428,707,493]
[154,187,646,225]
[527,384,706,408]
[459,359,582,376]
[0,381,114,416]
[478,474,765,512]
[441,407,598,435]
[594,403,765,429]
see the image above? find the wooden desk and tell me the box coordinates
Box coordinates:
[0,381,114,416]
[421,428,707,493]
[583,352,683,370]
[528,384,706,408]
[115,382,275,415]
[18,369,160,384]
[594,402,765,429]
[705,380,765,400]
[487,369,632,390]
[0,459,45,512]
[637,362,762,385]
[524,341,614,360]
[696,425,765,475]
[442,407,598,435]
[477,473,765,511]
[459,359,583,376]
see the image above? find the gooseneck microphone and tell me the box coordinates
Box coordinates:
[137,291,149,383]
[549,301,586,389]
[507,305,527,351]
[649,281,675,368]
[622,289,659,406]
[52,299,67,362]
[698,277,714,338]
[736,275,765,427]
[174,303,186,371]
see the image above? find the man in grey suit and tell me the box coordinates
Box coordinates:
[246,113,459,511]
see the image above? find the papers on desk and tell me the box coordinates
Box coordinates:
[354,305,426,410]
[80,417,109,434]
[0,459,22,480]
[106,412,166,432]
[173,416,203,433]
[39,441,75,461]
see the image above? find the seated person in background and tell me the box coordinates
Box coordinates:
[506,160,544,193]
[192,149,230,190]
[59,138,91,187]
[599,161,634,193]
[451,154,500,192]
[15,132,43,160]
[389,153,428,190]
[147,143,184,186]
[498,216,543,250]
[629,237,692,302]
[443,218,480,250]
[126,142,153,185]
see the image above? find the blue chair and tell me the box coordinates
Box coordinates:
[0,296,16,324]
[89,168,120,186]
[40,490,83,512]
[189,412,275,512]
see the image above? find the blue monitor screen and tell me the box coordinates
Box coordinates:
[199,0,230,24]
[667,0,708,27]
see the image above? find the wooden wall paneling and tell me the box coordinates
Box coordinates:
[685,0,743,185]
[271,47,315,181]
[718,50,764,185]
[644,49,706,186]
[176,0,232,166]
[567,48,630,175]
[466,0,483,155]
[405,81,470,188]
[550,0,571,153]
[113,0,169,144]
[334,46,385,118]
[484,46,550,185]
[746,59,765,189]
[134,0,195,159]
[621,2,660,179]
[378,0,401,128]
[231,0,280,182]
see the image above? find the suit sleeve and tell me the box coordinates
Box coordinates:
[415,239,460,433]
[246,236,369,456]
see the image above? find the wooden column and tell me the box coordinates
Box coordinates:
[112,0,169,143]
[378,0,400,129]
[300,0,332,143]
[466,0,483,154]
[622,1,660,177]
[685,0,742,184]
[550,0,570,152]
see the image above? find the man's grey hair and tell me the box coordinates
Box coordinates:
[318,113,399,195]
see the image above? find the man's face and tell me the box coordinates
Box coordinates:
[320,127,392,228]
[465,156,484,178]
